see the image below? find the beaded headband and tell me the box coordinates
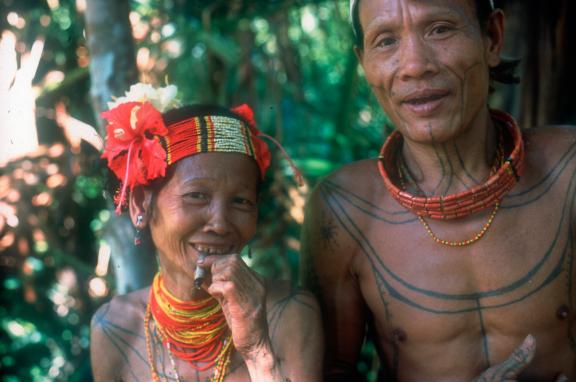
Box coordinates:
[350,0,496,37]
[160,106,271,176]
[101,84,300,214]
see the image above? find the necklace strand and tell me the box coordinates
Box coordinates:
[377,109,524,220]
[149,273,229,370]
[396,125,504,246]
[417,202,500,246]
[145,301,233,382]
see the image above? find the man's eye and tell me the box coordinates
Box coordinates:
[376,36,397,48]
[431,25,453,35]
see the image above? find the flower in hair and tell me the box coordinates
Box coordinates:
[108,83,179,112]
[101,84,180,213]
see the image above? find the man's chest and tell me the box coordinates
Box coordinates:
[349,199,575,375]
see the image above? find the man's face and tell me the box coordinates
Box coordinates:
[356,0,501,144]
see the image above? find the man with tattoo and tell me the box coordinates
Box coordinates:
[301,0,575,380]
[90,85,322,381]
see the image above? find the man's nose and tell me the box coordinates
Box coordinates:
[397,35,437,81]
[203,202,231,235]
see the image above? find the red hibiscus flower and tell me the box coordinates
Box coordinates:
[101,101,168,213]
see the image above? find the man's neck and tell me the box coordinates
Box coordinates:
[398,109,498,197]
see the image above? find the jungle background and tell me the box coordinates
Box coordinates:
[0,0,575,380]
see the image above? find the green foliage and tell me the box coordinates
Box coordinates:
[0,147,105,381]
[127,0,391,290]
[1,0,390,380]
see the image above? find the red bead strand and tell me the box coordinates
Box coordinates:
[378,109,524,220]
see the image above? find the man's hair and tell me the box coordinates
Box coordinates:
[351,0,520,84]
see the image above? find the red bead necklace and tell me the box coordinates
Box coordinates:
[377,109,525,220]
[148,273,232,371]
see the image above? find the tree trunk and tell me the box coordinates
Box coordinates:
[84,0,156,294]
[503,0,576,126]
[84,0,138,133]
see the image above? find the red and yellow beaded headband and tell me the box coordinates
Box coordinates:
[101,84,300,214]
[161,105,271,176]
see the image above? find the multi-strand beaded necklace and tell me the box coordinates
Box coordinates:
[378,109,525,246]
[145,273,232,382]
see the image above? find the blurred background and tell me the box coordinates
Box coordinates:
[0,0,574,380]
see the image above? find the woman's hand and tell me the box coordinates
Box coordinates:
[198,253,271,360]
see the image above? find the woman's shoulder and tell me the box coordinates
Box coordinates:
[264,280,323,360]
[89,287,151,380]
[264,280,320,325]
[91,287,150,330]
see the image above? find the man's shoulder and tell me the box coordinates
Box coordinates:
[523,125,576,166]
[313,158,380,195]
[524,125,576,148]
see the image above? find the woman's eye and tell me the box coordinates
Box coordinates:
[233,197,255,207]
[184,192,207,200]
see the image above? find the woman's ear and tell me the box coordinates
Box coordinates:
[128,187,154,228]
[485,9,505,68]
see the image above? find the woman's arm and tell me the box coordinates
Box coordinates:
[199,255,323,381]
[265,286,324,382]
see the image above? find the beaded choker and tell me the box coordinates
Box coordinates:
[146,273,232,380]
[377,109,525,220]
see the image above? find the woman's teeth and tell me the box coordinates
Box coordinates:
[193,245,230,255]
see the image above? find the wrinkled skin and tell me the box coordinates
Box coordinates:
[91,152,323,381]
[302,0,576,380]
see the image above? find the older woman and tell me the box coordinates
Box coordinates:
[90,84,322,381]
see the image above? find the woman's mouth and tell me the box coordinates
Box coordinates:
[192,244,234,255]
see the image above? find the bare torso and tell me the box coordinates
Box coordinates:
[90,280,321,381]
[304,127,576,381]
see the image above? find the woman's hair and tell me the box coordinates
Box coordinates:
[351,0,520,85]
[162,104,250,127]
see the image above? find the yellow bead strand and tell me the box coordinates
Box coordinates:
[417,201,500,247]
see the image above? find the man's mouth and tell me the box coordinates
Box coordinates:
[401,89,450,116]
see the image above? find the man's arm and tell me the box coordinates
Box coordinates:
[301,179,367,380]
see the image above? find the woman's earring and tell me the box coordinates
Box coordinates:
[134,215,143,246]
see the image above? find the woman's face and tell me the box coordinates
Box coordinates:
[148,152,259,278]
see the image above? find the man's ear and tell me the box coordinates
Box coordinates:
[485,9,505,68]
[129,186,154,228]
[354,45,364,65]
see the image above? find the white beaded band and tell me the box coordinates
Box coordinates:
[350,0,495,25]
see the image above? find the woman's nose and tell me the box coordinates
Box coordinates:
[203,202,231,235]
